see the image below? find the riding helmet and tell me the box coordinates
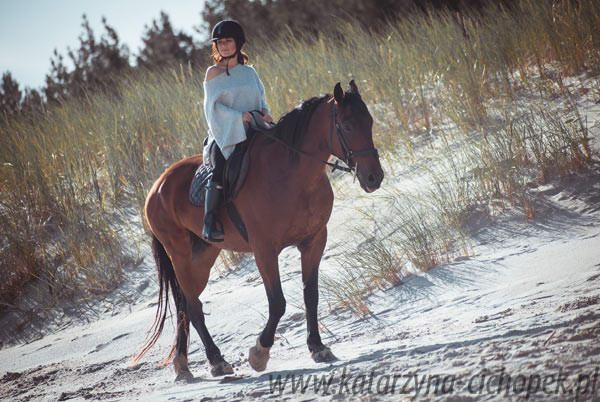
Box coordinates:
[211,20,246,47]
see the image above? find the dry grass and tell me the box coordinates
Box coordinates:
[1,0,598,315]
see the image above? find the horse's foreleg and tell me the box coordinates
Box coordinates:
[299,228,336,363]
[249,249,286,372]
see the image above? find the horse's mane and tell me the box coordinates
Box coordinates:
[267,94,331,163]
[262,92,368,163]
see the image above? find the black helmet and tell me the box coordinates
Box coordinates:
[211,20,246,47]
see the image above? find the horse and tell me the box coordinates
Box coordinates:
[136,80,384,381]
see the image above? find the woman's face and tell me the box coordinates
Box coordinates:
[216,37,236,58]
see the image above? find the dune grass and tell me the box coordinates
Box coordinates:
[1,0,598,316]
[0,66,208,311]
[254,0,597,315]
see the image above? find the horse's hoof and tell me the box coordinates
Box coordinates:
[248,339,271,372]
[211,361,234,377]
[311,346,337,363]
[174,369,194,383]
[173,354,194,382]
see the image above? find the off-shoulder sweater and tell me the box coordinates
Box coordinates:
[203,64,270,159]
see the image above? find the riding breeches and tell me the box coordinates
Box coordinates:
[211,144,226,184]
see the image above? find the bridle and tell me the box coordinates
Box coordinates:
[327,99,379,173]
[250,98,378,174]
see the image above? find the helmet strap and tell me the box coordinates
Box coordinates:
[216,46,240,76]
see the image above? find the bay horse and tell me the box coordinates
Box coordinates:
[137,80,384,381]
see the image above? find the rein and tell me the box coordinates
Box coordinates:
[250,100,378,174]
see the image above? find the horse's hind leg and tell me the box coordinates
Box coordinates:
[186,296,234,377]
[163,231,233,379]
[299,227,336,362]
[173,286,193,382]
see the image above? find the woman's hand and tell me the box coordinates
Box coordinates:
[242,112,253,123]
[262,109,273,124]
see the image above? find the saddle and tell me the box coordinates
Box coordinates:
[188,133,257,207]
[189,112,274,242]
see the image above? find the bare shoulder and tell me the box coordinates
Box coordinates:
[205,66,224,82]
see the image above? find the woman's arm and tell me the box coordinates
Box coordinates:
[258,79,270,116]
[250,66,271,115]
[250,68,272,123]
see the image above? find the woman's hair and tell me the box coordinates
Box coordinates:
[211,40,249,65]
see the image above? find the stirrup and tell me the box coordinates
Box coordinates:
[203,216,224,242]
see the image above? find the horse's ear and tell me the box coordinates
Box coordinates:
[334,82,344,103]
[348,80,360,95]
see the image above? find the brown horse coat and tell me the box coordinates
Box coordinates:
[140,81,383,380]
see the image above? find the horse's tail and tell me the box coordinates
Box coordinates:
[132,234,183,366]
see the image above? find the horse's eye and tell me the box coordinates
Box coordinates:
[342,123,352,132]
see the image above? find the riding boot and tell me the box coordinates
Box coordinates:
[202,180,225,242]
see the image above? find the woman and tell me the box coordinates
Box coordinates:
[202,19,273,242]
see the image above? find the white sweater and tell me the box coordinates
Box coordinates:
[203,64,270,159]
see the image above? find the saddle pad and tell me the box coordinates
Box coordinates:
[189,164,212,206]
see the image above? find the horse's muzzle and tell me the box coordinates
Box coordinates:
[358,167,384,193]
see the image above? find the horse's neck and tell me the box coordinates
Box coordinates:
[295,101,333,176]
[252,100,332,189]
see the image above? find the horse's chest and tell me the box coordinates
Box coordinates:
[285,184,333,236]
[241,173,333,245]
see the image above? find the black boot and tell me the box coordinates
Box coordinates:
[202,180,225,242]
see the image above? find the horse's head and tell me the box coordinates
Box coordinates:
[332,80,384,193]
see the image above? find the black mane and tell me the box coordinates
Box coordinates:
[264,91,367,163]
[268,94,330,163]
